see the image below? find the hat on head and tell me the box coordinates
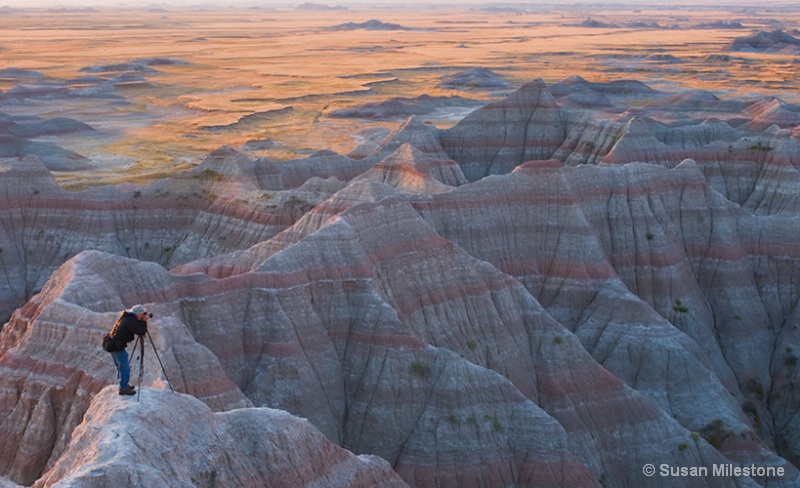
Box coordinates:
[130,304,147,314]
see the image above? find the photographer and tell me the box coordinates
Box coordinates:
[107,304,150,395]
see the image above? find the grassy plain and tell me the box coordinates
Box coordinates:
[0,3,798,186]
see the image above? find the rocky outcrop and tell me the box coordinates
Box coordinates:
[327,94,481,120]
[742,98,800,131]
[34,387,406,488]
[724,29,800,54]
[436,67,512,91]
[332,19,410,31]
[0,252,253,484]
[439,79,567,181]
[357,116,453,163]
[352,143,467,194]
[0,113,92,171]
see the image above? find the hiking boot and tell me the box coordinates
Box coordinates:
[119,386,136,395]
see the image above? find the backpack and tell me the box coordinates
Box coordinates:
[101,313,126,352]
[101,333,123,352]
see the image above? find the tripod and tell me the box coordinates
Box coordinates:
[130,331,174,401]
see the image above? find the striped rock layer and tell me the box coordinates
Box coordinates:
[2,77,800,487]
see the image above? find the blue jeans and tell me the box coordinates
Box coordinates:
[110,349,130,390]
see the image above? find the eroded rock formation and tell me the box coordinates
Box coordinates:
[0,114,92,171]
[724,30,800,54]
[3,77,800,487]
[34,387,406,488]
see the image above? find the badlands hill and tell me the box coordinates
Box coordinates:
[2,78,800,487]
[724,30,800,54]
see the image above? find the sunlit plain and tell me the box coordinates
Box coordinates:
[0,3,798,187]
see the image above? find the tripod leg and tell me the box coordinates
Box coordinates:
[129,336,138,364]
[146,332,174,393]
[128,336,140,388]
[137,335,145,402]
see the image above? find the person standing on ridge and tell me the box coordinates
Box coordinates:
[107,304,149,395]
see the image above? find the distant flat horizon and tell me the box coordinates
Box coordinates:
[11,0,787,9]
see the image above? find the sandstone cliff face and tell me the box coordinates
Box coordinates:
[2,78,800,487]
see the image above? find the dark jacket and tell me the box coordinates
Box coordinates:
[109,312,148,347]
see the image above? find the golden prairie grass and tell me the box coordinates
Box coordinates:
[0,5,797,186]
